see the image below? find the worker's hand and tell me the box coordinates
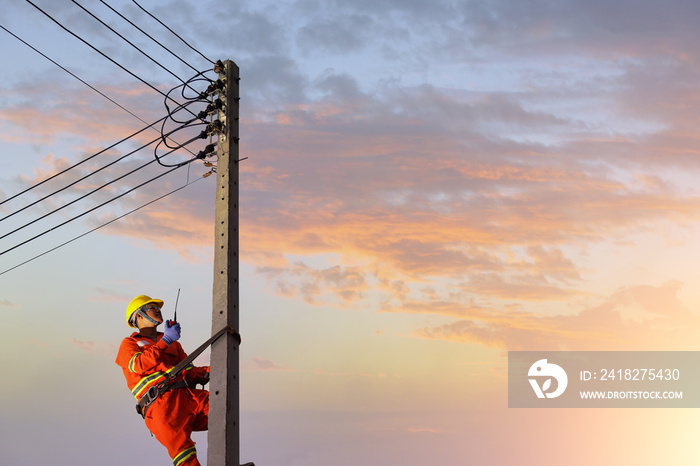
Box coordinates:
[162,320,181,345]
[193,372,210,388]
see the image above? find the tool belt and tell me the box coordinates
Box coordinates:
[136,378,190,418]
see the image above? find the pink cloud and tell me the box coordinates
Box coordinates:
[358,372,388,378]
[411,281,700,351]
[0,299,18,309]
[314,369,348,376]
[70,338,98,353]
[89,287,132,303]
[407,427,445,434]
[10,65,700,348]
[314,369,389,378]
[242,357,293,372]
[258,263,369,306]
[0,82,162,146]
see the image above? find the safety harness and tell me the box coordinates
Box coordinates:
[136,324,241,418]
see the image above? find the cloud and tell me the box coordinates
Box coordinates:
[258,262,369,305]
[407,427,445,434]
[0,299,18,308]
[426,0,700,62]
[412,281,700,350]
[0,134,215,263]
[89,287,132,303]
[297,13,374,55]
[228,73,700,315]
[359,372,388,378]
[95,204,214,262]
[314,369,388,378]
[215,8,289,56]
[315,369,348,376]
[241,55,309,103]
[8,1,700,355]
[239,136,700,298]
[243,357,293,372]
[9,65,700,326]
[70,338,98,353]
[0,77,168,146]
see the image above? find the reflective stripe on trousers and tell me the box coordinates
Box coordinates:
[174,446,197,466]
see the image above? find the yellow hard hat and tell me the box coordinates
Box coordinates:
[126,295,164,328]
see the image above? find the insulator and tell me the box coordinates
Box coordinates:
[195,143,217,159]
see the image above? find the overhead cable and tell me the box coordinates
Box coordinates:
[70,0,200,95]
[0,115,169,208]
[97,0,204,76]
[131,0,215,65]
[24,0,194,119]
[0,22,147,124]
[0,173,204,277]
[0,129,204,242]
[0,22,202,158]
[155,123,211,167]
[0,135,161,224]
[0,145,198,258]
[0,67,214,213]
[0,111,200,224]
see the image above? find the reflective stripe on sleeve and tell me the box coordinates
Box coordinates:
[128,352,143,373]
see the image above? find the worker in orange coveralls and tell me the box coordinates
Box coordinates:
[116,295,210,466]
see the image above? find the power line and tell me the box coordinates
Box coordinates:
[0,21,146,124]
[1,12,216,206]
[0,96,200,211]
[0,114,169,208]
[131,0,215,65]
[25,0,193,118]
[0,22,206,159]
[0,134,161,224]
[0,60,212,220]
[97,0,203,76]
[1,156,156,242]
[1,2,223,271]
[0,144,198,258]
[0,130,204,242]
[70,0,198,93]
[0,172,205,277]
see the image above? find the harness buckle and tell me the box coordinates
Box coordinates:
[135,379,189,418]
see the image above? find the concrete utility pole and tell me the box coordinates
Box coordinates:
[208,60,246,466]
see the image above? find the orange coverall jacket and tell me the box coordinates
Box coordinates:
[116,332,209,466]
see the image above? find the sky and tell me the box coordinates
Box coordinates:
[3,0,700,464]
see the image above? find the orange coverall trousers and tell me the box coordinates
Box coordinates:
[145,387,209,466]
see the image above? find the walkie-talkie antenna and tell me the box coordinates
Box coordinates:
[174,288,181,322]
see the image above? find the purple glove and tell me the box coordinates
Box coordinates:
[162,320,181,345]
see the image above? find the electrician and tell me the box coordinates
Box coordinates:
[115,295,210,466]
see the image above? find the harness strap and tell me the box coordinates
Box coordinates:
[165,324,239,383]
[136,379,189,418]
